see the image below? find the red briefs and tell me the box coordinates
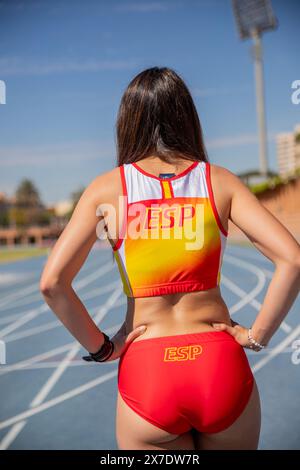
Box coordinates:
[118,330,254,435]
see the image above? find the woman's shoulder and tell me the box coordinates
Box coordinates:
[81,166,123,207]
[209,163,245,192]
[209,162,236,179]
[90,166,121,185]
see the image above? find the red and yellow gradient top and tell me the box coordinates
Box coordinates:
[113,160,227,298]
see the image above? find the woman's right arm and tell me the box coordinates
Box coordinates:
[212,165,300,347]
[39,168,147,359]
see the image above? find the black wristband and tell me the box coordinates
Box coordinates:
[82,332,114,363]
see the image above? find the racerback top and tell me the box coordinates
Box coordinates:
[112,160,228,298]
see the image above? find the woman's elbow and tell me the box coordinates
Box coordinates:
[277,248,300,275]
[39,273,69,298]
[294,252,300,276]
[40,276,58,298]
[288,247,300,270]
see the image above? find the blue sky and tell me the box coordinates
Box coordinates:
[0,0,299,205]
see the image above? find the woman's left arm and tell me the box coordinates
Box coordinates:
[211,165,300,349]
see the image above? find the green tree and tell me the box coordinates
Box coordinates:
[71,187,85,208]
[11,179,46,227]
[15,179,41,208]
[66,186,85,219]
[9,207,28,227]
[0,208,9,227]
[36,209,52,226]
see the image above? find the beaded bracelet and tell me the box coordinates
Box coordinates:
[247,328,266,351]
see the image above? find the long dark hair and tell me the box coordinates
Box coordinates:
[116,67,209,166]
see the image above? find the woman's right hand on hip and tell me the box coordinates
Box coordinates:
[104,323,147,362]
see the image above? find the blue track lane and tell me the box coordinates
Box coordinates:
[0,243,299,450]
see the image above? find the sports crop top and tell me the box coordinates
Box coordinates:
[112,160,228,298]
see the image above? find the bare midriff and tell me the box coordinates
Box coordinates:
[123,287,232,342]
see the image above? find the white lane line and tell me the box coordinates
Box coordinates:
[2,344,298,371]
[248,346,297,355]
[1,306,295,431]
[0,421,27,450]
[0,262,115,338]
[0,291,45,312]
[0,281,119,325]
[0,369,118,432]
[111,297,127,308]
[0,272,36,288]
[1,261,263,374]
[0,322,123,375]
[1,361,115,370]
[0,360,109,371]
[0,253,265,371]
[73,262,114,289]
[228,246,273,266]
[4,314,109,343]
[228,247,283,280]
[0,343,74,375]
[222,275,292,334]
[4,289,122,343]
[30,345,80,408]
[252,323,300,373]
[29,287,122,408]
[0,291,47,311]
[5,312,115,344]
[223,254,292,333]
[0,280,119,332]
[5,305,118,344]
[0,286,122,448]
[0,312,26,326]
[222,273,265,314]
[273,321,292,334]
[0,283,39,310]
[0,254,104,311]
[0,304,49,338]
[0,259,262,443]
[76,279,120,302]
[0,250,294,444]
[4,320,61,342]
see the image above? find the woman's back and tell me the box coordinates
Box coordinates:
[100,156,232,340]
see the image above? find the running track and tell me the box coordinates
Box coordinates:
[0,242,299,450]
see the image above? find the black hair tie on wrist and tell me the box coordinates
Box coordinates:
[82,332,114,362]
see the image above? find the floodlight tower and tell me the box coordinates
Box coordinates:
[232,0,278,176]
